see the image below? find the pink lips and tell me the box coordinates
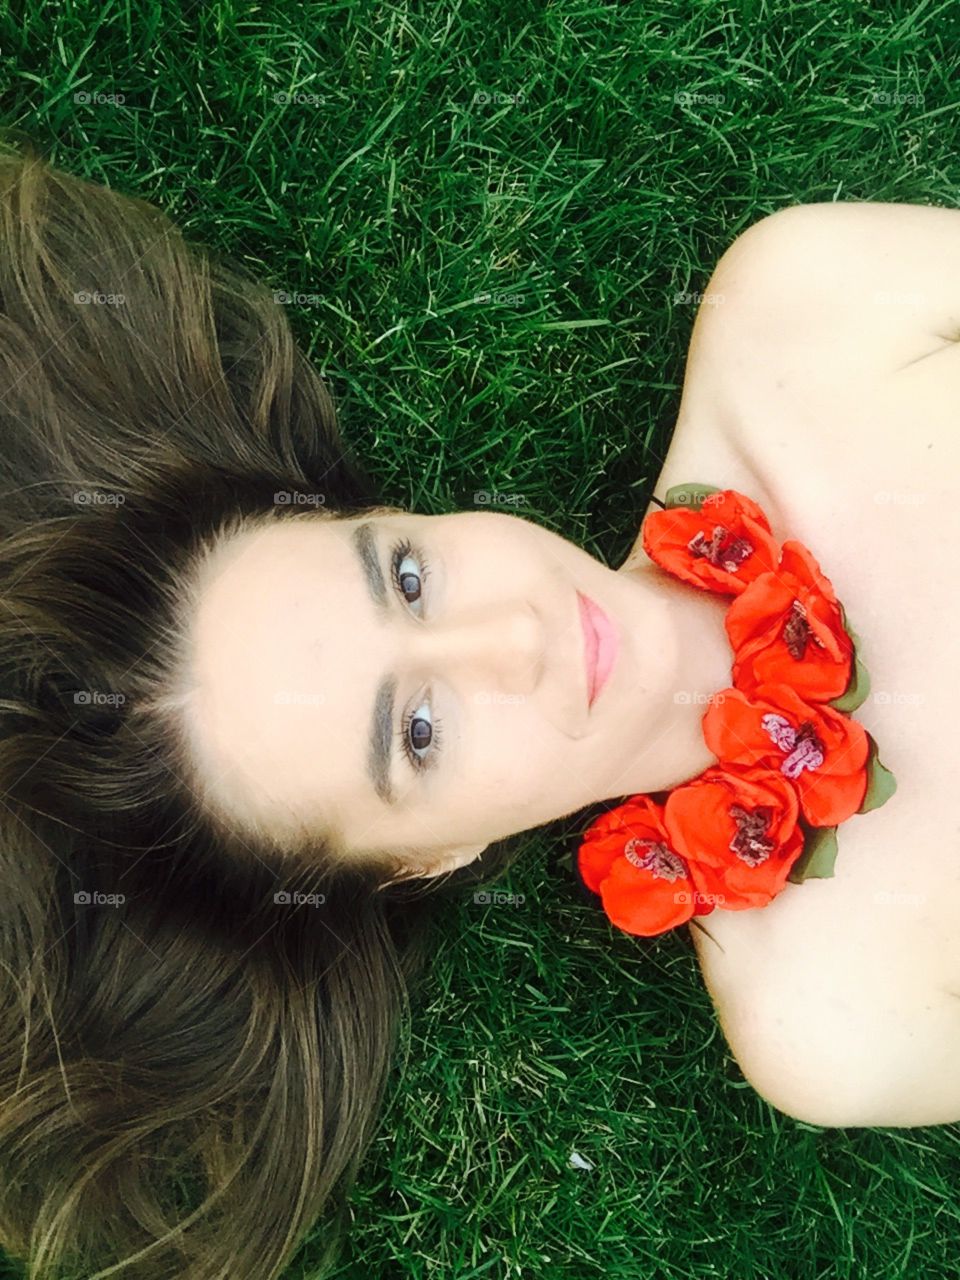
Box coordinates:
[577,591,619,708]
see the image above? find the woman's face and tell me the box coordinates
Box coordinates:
[186,508,669,876]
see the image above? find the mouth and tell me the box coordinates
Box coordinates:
[576,590,619,709]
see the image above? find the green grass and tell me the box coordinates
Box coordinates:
[2,0,960,1277]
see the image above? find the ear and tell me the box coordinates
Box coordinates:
[374,842,490,891]
[422,842,488,878]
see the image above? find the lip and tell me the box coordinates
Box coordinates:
[576,591,619,708]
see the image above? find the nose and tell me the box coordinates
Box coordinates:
[400,600,545,694]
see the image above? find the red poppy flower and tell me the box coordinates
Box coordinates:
[726,540,854,701]
[573,482,896,941]
[701,683,869,827]
[576,794,714,937]
[663,765,805,910]
[641,489,781,596]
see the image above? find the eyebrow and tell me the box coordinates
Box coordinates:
[350,521,399,806]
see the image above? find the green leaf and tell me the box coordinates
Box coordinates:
[857,732,898,814]
[787,823,839,884]
[828,600,870,713]
[663,482,722,511]
[828,652,870,713]
[837,599,861,646]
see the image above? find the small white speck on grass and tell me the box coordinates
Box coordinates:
[568,1150,594,1170]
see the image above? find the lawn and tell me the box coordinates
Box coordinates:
[1,0,958,1277]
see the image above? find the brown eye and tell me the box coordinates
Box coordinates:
[389,539,432,618]
[397,557,421,602]
[398,698,444,773]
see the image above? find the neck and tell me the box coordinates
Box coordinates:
[609,560,733,798]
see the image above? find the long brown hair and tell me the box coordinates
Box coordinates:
[0,138,520,1279]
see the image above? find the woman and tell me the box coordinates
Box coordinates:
[0,140,952,1279]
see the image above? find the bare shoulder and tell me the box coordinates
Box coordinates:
[710,199,960,290]
[717,198,960,262]
[701,201,960,374]
[632,198,960,528]
[690,891,960,1129]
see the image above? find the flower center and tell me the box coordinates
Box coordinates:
[623,838,687,882]
[687,523,753,573]
[760,712,826,778]
[782,598,827,660]
[727,803,776,866]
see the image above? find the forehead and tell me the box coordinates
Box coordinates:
[182,513,378,841]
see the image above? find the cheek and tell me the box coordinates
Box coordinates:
[469,700,565,784]
[457,514,551,577]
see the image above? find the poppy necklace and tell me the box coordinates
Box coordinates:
[575,483,898,940]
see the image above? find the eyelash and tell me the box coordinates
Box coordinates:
[389,536,445,774]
